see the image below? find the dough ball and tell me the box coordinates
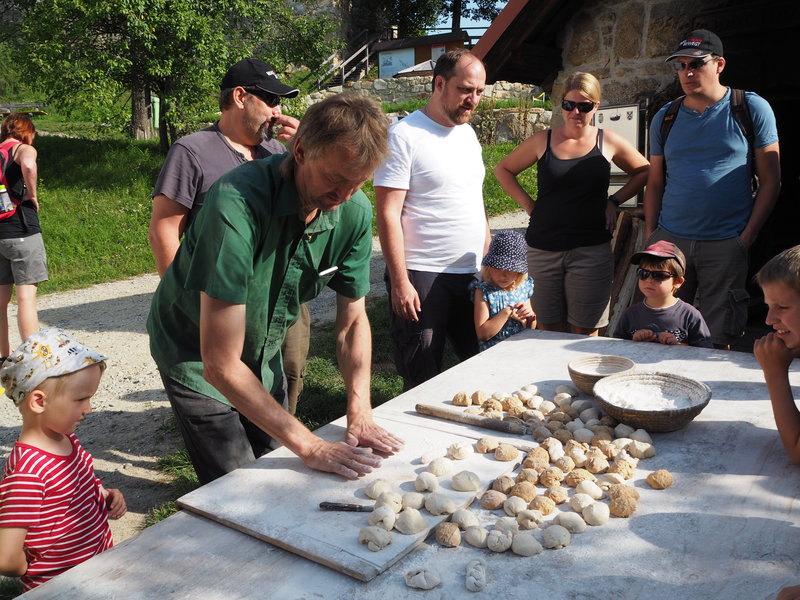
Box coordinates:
[531,425,552,443]
[451,508,480,530]
[575,480,604,500]
[609,496,638,518]
[480,489,507,510]
[543,485,568,504]
[546,420,565,434]
[630,428,653,444]
[481,399,504,412]
[395,508,427,535]
[434,522,461,547]
[451,470,481,492]
[615,423,636,438]
[402,492,425,510]
[515,468,539,485]
[503,495,529,516]
[607,483,640,502]
[424,493,457,516]
[554,511,587,533]
[582,502,610,526]
[471,390,488,405]
[568,492,595,513]
[405,567,441,590]
[374,491,403,513]
[572,428,595,444]
[553,392,574,410]
[508,481,537,503]
[542,524,571,549]
[522,455,549,472]
[368,505,397,530]
[553,428,574,444]
[568,449,588,468]
[585,455,610,474]
[427,457,454,477]
[415,471,439,493]
[579,407,600,422]
[526,394,545,409]
[358,526,392,552]
[628,440,656,459]
[419,450,444,465]
[565,468,595,488]
[596,473,626,489]
[548,410,572,424]
[547,446,565,463]
[465,559,487,592]
[540,436,562,453]
[511,531,544,556]
[492,516,519,534]
[519,383,539,396]
[492,475,516,494]
[553,456,575,473]
[365,479,393,500]
[646,469,674,489]
[452,391,471,406]
[516,509,545,530]
[503,395,524,411]
[528,495,556,515]
[464,526,490,548]
[539,466,565,488]
[447,441,474,461]
[539,400,556,414]
[486,528,514,552]
[608,457,636,480]
[555,383,579,397]
[495,444,520,462]
[476,436,500,453]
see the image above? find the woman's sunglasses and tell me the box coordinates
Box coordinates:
[561,99,595,113]
[637,267,675,282]
[245,87,281,108]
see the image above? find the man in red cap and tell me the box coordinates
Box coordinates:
[149,58,310,415]
[644,29,781,349]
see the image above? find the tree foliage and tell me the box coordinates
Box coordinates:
[11,0,340,147]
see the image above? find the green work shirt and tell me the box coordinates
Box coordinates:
[146,153,372,405]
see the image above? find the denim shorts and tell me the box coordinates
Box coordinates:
[0,233,49,285]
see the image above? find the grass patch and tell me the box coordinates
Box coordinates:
[145,450,200,526]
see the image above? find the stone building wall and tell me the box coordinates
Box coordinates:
[550,0,729,127]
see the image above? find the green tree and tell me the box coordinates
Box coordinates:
[12,0,339,149]
[444,0,504,32]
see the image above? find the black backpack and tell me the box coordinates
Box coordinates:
[659,88,757,190]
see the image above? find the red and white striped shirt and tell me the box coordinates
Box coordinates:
[0,434,113,590]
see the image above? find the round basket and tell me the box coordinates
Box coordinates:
[567,355,636,395]
[593,371,711,432]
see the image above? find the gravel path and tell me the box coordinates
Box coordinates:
[0,210,529,543]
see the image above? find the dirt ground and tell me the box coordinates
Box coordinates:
[0,211,531,544]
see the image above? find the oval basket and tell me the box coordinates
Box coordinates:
[567,355,636,395]
[593,371,711,432]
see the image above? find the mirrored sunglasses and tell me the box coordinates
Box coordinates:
[637,267,675,282]
[245,87,281,107]
[561,99,595,113]
[671,58,714,72]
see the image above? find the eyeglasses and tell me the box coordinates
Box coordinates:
[561,99,595,113]
[637,267,675,282]
[671,58,714,72]
[245,87,280,107]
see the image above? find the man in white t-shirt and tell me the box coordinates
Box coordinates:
[375,49,490,391]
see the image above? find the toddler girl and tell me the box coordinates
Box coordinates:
[472,230,536,351]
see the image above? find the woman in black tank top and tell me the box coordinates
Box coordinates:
[0,113,47,358]
[495,73,649,336]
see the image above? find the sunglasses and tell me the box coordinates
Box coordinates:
[671,58,714,72]
[245,87,280,107]
[561,99,595,113]
[637,267,675,282]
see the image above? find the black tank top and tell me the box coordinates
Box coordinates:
[525,129,611,252]
[0,143,41,238]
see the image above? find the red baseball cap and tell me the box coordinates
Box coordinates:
[631,241,686,270]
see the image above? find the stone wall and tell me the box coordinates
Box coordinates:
[550,0,729,127]
[304,76,543,107]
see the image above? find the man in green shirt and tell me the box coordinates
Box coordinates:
[147,94,404,484]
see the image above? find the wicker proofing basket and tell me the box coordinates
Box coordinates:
[593,371,712,432]
[567,355,636,395]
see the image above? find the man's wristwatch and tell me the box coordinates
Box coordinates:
[608,194,621,206]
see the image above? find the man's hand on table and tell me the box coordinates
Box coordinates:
[302,439,383,480]
[345,416,405,455]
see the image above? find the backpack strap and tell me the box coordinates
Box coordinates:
[659,96,684,182]
[730,88,757,191]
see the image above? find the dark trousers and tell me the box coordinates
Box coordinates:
[282,303,311,415]
[159,373,285,485]
[385,269,479,392]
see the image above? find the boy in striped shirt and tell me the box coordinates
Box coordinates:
[0,329,126,591]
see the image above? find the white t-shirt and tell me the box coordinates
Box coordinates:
[374,110,486,273]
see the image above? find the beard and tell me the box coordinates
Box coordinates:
[445,104,473,125]
[258,118,278,141]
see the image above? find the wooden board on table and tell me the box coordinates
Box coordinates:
[176,416,522,582]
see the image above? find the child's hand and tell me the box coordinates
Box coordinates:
[656,331,679,345]
[755,332,795,375]
[104,488,127,519]
[632,329,656,342]
[510,301,535,322]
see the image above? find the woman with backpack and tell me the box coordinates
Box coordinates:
[0,113,46,360]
